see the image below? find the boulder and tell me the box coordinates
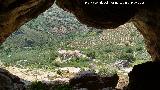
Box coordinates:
[125,61,160,90]
[69,71,119,90]
[113,60,130,69]
[0,68,25,90]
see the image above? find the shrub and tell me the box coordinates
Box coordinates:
[29,81,46,90]
[97,66,117,76]
[136,46,143,51]
[62,57,89,68]
[86,51,96,59]
[52,84,72,90]
[28,81,72,90]
[104,47,113,53]
[125,47,134,53]
[57,69,63,75]
[50,51,58,60]
[52,61,61,67]
[118,53,136,62]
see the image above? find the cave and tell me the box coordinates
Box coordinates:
[0,0,160,90]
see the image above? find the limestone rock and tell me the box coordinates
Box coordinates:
[58,67,81,74]
[56,0,139,29]
[69,71,119,90]
[113,60,130,69]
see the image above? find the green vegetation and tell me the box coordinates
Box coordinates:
[62,57,90,67]
[98,67,117,76]
[28,81,72,90]
[0,4,151,71]
[28,81,46,90]
[52,84,72,90]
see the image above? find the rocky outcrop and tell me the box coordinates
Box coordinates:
[125,61,160,90]
[69,71,119,90]
[56,0,138,29]
[132,10,160,61]
[113,60,130,69]
[57,49,87,61]
[0,68,25,90]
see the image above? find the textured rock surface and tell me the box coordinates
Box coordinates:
[132,9,160,61]
[125,61,160,90]
[56,0,139,29]
[69,71,119,90]
[0,68,25,90]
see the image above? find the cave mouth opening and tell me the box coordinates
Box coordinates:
[0,3,152,90]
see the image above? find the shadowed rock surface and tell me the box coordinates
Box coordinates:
[69,71,119,90]
[0,68,25,90]
[124,61,160,90]
[56,0,139,29]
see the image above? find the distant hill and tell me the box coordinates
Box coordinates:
[0,4,151,69]
[2,4,102,49]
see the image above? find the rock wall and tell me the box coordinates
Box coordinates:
[0,1,55,88]
[56,0,138,29]
[132,9,160,61]
[0,68,25,90]
[125,61,160,90]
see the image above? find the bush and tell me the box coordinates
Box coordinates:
[28,81,72,90]
[50,51,58,60]
[52,61,61,67]
[62,57,89,68]
[136,46,143,51]
[86,51,96,59]
[97,66,117,76]
[52,84,72,90]
[118,53,136,62]
[104,46,113,53]
[125,47,134,53]
[29,81,46,90]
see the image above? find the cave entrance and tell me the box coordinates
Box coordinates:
[0,4,151,89]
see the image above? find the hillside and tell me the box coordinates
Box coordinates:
[0,3,152,90]
[0,4,151,68]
